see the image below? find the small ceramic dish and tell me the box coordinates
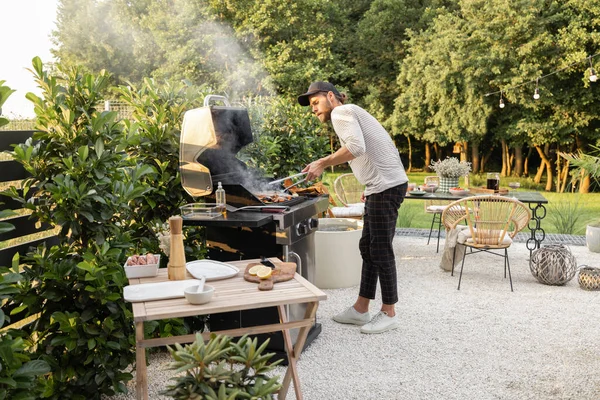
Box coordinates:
[184,284,215,305]
[124,254,160,279]
[409,190,427,196]
[419,185,438,193]
[449,188,470,196]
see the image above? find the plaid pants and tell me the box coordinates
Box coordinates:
[358,183,407,305]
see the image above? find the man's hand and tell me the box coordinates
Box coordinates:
[302,159,325,181]
[361,192,366,202]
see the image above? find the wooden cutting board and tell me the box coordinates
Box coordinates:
[244,261,297,291]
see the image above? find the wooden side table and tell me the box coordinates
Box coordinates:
[127,259,327,399]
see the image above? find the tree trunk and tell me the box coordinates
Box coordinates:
[514,145,524,176]
[424,142,431,172]
[460,141,468,162]
[433,142,442,161]
[405,135,412,172]
[471,142,480,173]
[524,146,533,177]
[501,139,508,176]
[481,146,494,173]
[555,148,562,193]
[574,134,591,193]
[580,172,591,193]
[559,160,569,193]
[535,145,553,191]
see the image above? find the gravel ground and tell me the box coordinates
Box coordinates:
[106,236,600,400]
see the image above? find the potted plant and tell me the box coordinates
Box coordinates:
[586,221,600,253]
[559,147,600,253]
[430,157,472,192]
[162,334,282,399]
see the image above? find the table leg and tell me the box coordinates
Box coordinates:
[278,302,318,400]
[526,202,546,254]
[135,322,148,400]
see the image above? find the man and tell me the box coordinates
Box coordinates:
[298,81,409,334]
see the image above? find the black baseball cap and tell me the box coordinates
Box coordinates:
[297,81,341,106]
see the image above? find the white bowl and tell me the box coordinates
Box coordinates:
[420,185,438,193]
[184,284,215,305]
[449,188,470,196]
[124,255,160,279]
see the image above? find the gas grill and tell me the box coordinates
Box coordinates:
[179,95,329,362]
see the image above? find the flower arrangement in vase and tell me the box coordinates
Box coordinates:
[430,157,472,192]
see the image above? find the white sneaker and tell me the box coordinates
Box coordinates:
[360,311,399,334]
[332,306,371,326]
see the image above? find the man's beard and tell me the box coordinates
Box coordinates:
[319,99,333,122]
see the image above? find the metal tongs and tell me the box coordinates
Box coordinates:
[267,172,308,187]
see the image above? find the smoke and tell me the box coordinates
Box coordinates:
[195,19,276,98]
[58,0,275,97]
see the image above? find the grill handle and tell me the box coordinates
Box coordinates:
[203,95,230,107]
[285,251,302,279]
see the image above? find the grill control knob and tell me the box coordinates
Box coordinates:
[308,218,319,230]
[296,222,308,236]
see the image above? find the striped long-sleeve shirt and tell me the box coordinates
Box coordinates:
[331,104,408,196]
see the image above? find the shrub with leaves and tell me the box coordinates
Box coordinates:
[0,256,52,400]
[4,57,152,399]
[0,80,16,127]
[241,97,330,180]
[162,334,282,400]
[116,79,208,260]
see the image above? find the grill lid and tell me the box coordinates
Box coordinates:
[180,95,253,197]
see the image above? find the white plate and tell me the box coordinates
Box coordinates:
[124,279,201,302]
[186,260,240,281]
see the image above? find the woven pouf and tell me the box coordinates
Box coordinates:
[578,266,600,291]
[529,244,577,285]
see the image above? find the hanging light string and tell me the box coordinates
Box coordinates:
[484,52,600,98]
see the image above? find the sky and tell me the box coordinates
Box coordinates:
[1,0,58,119]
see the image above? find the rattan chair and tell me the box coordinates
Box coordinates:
[423,175,447,252]
[333,173,364,206]
[441,195,531,291]
[331,173,365,219]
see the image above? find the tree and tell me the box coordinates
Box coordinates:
[351,0,458,121]
[393,0,600,187]
[52,0,270,96]
[208,0,352,97]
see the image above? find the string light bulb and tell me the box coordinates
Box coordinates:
[589,57,598,82]
[533,78,540,99]
[499,91,505,108]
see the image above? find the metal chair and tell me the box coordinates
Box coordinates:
[442,195,531,291]
[423,175,447,252]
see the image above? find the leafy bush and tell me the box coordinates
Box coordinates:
[0,80,16,128]
[241,97,330,180]
[116,80,210,268]
[162,334,282,400]
[4,57,151,399]
[0,257,52,400]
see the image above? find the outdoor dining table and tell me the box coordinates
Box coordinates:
[405,190,549,251]
[127,258,327,400]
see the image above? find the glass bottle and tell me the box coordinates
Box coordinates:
[486,172,500,191]
[215,182,226,212]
